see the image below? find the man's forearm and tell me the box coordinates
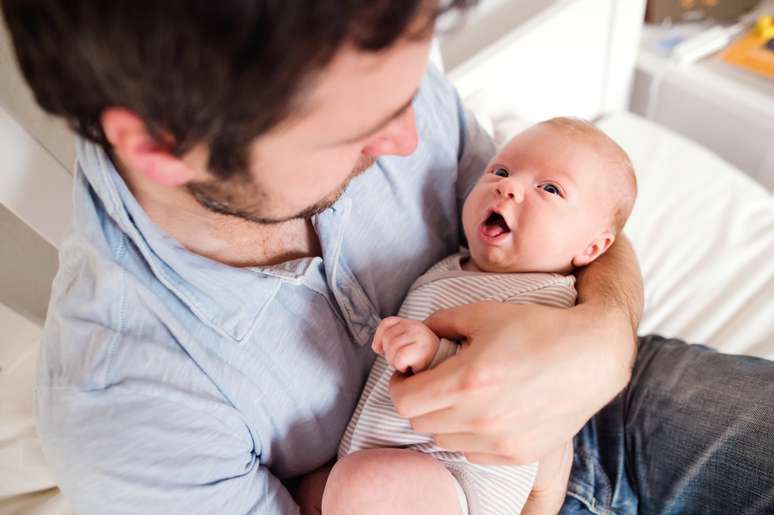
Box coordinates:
[576,235,643,334]
[574,235,643,383]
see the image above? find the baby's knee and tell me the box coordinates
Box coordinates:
[323,449,416,514]
[322,448,461,515]
[322,451,377,515]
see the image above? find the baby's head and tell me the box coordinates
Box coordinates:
[462,117,636,274]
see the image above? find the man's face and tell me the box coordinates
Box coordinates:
[188,36,431,224]
[462,125,614,273]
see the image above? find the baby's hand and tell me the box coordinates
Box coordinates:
[372,317,441,374]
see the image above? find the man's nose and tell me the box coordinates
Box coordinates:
[362,106,418,158]
[495,178,525,203]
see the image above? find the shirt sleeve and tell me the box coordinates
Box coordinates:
[455,100,497,230]
[35,384,300,515]
[421,62,496,209]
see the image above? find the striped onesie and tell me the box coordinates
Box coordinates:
[339,252,576,515]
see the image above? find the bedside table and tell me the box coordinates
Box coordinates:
[630,23,774,191]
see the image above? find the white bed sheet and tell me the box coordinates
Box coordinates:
[600,112,774,359]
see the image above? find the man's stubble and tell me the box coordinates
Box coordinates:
[187,154,375,225]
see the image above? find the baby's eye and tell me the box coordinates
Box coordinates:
[541,183,562,196]
[493,168,509,178]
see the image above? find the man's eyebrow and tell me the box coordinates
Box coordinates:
[339,90,418,145]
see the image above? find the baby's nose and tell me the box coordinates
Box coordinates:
[495,181,524,203]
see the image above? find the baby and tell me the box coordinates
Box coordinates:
[321,117,637,515]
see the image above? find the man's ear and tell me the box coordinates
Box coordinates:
[101,107,195,187]
[572,232,616,268]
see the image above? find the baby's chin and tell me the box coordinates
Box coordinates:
[466,246,573,275]
[465,247,522,274]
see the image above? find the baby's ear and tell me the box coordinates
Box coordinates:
[572,232,615,268]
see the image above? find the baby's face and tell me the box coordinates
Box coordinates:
[462,124,616,274]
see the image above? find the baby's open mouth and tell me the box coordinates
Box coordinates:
[482,211,511,238]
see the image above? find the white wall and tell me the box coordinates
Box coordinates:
[442,0,646,124]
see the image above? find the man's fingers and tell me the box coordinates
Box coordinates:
[389,357,462,417]
[432,431,496,455]
[433,432,539,465]
[463,452,525,466]
[407,389,505,435]
[407,405,471,434]
[423,301,498,341]
[422,307,469,341]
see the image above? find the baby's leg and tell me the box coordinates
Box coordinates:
[521,441,574,515]
[322,448,465,515]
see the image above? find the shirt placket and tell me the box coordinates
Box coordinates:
[314,197,381,347]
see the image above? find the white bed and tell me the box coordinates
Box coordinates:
[1,0,773,512]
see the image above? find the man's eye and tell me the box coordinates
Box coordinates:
[542,183,561,196]
[493,168,509,178]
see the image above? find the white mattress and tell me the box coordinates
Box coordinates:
[2,112,772,514]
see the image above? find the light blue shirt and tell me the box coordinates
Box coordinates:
[36,65,495,514]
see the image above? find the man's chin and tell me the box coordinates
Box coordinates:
[189,155,376,225]
[268,155,375,223]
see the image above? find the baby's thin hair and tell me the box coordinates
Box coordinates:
[538,117,637,233]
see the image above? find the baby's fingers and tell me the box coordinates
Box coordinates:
[384,336,415,368]
[372,317,403,354]
[392,344,434,375]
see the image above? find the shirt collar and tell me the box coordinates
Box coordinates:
[76,139,283,343]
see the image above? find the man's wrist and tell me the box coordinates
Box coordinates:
[571,302,636,398]
[574,236,644,337]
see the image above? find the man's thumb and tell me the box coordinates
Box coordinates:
[424,301,496,340]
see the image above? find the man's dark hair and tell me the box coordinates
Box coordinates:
[2,0,475,178]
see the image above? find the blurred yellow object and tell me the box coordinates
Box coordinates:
[721,18,774,79]
[754,15,774,40]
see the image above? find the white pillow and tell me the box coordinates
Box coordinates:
[599,112,774,359]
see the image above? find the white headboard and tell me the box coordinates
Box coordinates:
[440,0,646,124]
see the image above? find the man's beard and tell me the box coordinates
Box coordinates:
[187,155,374,225]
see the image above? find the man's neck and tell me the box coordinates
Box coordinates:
[120,167,320,268]
[168,210,322,268]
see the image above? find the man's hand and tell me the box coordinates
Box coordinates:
[388,238,642,465]
[373,317,441,374]
[388,302,631,465]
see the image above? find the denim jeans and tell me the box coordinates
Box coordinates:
[560,335,774,515]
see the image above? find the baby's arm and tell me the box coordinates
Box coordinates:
[372,317,441,374]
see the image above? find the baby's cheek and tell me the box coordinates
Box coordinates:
[527,221,573,267]
[460,200,478,244]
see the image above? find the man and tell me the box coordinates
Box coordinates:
[2,1,772,514]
